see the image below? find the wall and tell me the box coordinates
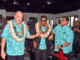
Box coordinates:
[6,12,54,24]
[5,9,80,24]
[0,9,6,18]
[53,9,80,23]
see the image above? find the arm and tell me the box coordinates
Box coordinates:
[0,22,7,30]
[1,38,6,52]
[49,38,54,50]
[48,25,58,40]
[1,38,6,60]
[27,35,36,39]
[56,42,70,49]
[1,24,9,59]
[26,29,41,39]
[27,32,41,48]
[56,29,74,49]
[48,32,54,40]
[1,38,6,59]
[62,42,70,47]
[51,32,54,37]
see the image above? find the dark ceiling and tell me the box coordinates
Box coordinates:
[0,0,80,14]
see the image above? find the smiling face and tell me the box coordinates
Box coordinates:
[14,11,23,25]
[41,17,47,26]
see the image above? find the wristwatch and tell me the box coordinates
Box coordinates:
[60,45,63,48]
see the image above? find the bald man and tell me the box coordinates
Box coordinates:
[1,11,41,60]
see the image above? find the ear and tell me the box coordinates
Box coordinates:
[66,21,68,24]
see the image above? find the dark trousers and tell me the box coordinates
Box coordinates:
[73,42,80,57]
[35,49,47,60]
[7,55,24,60]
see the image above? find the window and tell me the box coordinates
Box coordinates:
[50,20,53,29]
[47,19,49,24]
[68,17,71,26]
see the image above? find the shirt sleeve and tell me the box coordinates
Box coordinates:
[26,28,30,38]
[66,29,74,43]
[1,24,9,39]
[52,27,56,34]
[52,25,59,34]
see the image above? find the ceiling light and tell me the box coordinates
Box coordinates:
[47,2,51,4]
[27,3,30,5]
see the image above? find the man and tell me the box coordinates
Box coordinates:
[49,17,74,60]
[1,11,41,60]
[72,21,80,57]
[33,15,53,60]
[0,17,7,40]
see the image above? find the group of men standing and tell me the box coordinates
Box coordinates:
[0,11,74,60]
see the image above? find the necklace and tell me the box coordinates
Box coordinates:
[13,20,24,38]
[7,20,27,42]
[35,22,51,38]
[39,23,49,35]
[13,25,24,37]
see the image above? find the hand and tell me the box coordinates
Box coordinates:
[55,45,62,49]
[76,28,80,32]
[36,31,41,37]
[1,51,6,60]
[48,35,53,40]
[33,41,38,48]
[50,46,53,50]
[73,29,76,31]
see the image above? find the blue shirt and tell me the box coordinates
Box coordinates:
[52,24,74,53]
[39,25,47,50]
[1,20,30,56]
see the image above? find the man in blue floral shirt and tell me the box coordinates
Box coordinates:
[49,17,74,60]
[1,11,41,60]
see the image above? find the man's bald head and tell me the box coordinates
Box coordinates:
[15,11,23,16]
[14,11,23,25]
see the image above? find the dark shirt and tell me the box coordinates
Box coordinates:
[72,27,80,46]
[72,27,80,35]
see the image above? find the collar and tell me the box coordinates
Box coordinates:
[60,24,68,28]
[41,25,47,29]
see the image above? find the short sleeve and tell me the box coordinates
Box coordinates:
[26,28,30,38]
[1,24,9,39]
[66,29,74,43]
[52,27,56,34]
[52,25,59,34]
